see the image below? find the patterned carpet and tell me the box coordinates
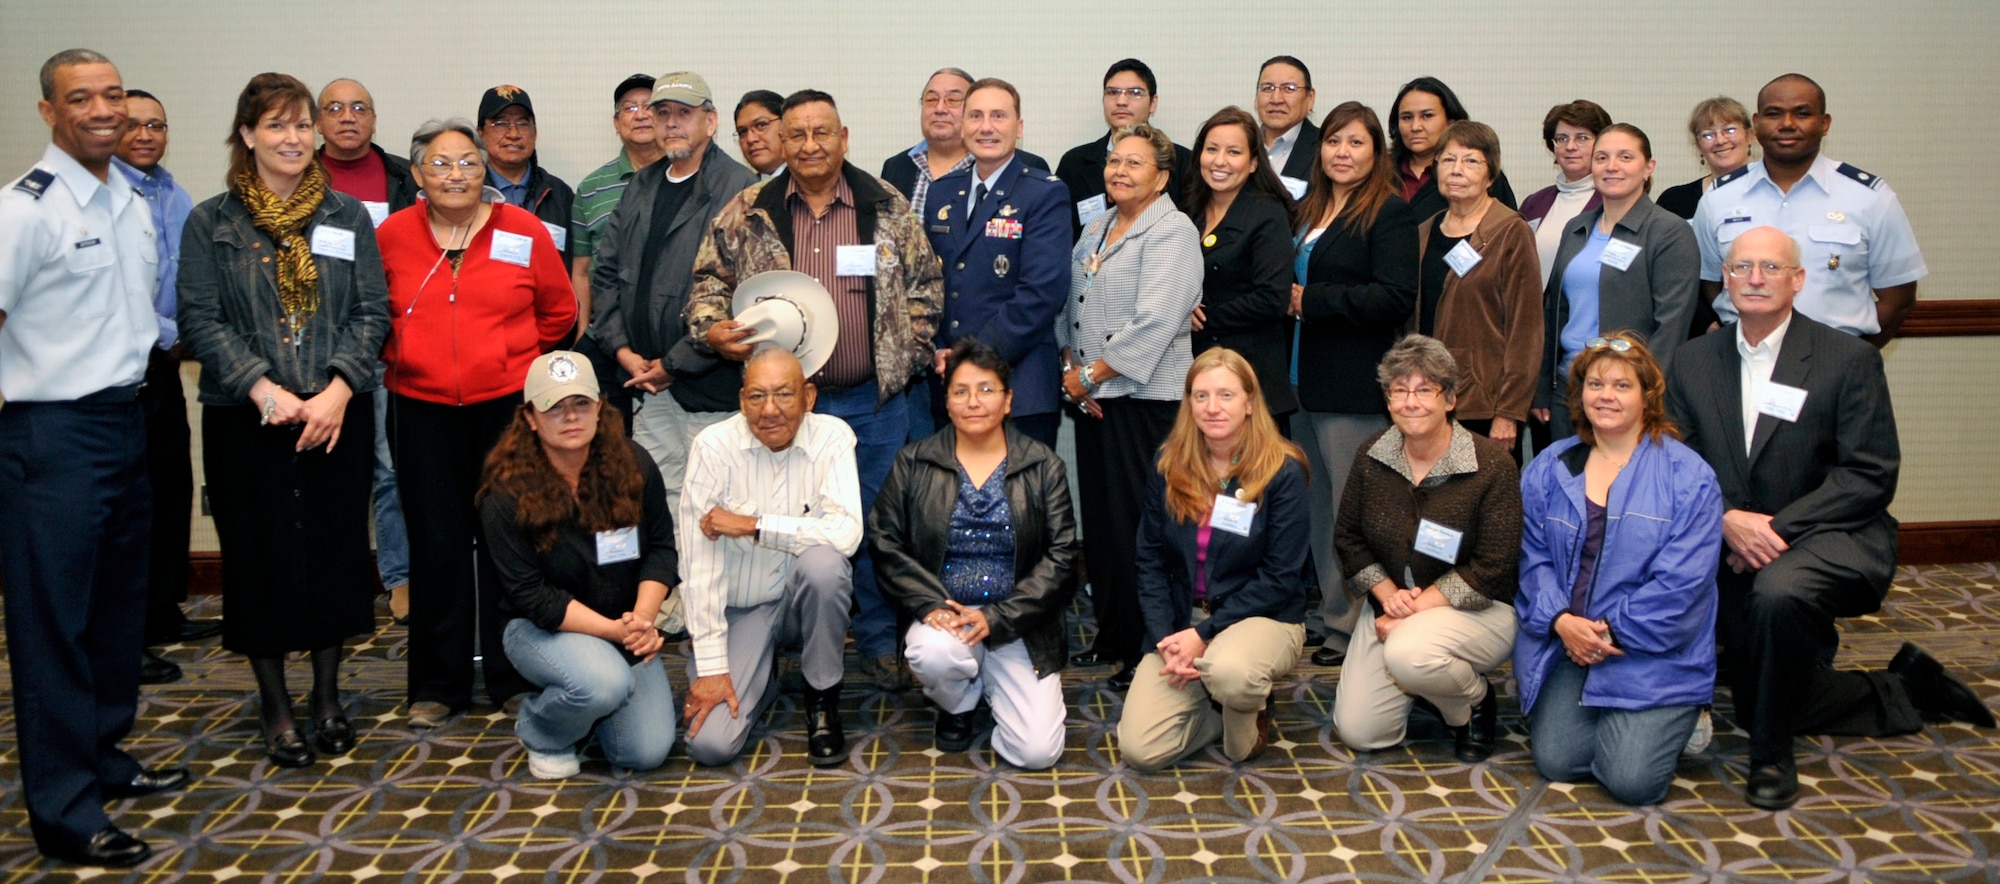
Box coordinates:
[1,564,1997,882]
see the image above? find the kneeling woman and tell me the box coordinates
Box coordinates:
[1117,348,1311,770]
[1332,335,1521,762]
[478,352,678,779]
[1516,332,1720,805]
[872,338,1079,770]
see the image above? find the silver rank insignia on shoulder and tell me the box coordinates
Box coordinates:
[998,204,1016,217]
[994,255,1010,278]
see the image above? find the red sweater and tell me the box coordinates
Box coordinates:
[377,202,576,405]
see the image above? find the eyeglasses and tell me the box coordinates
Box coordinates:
[485,119,535,132]
[735,117,776,140]
[129,121,167,133]
[921,93,966,109]
[420,157,485,177]
[1256,83,1307,95]
[322,101,372,117]
[1550,133,1594,147]
[1724,260,1799,278]
[1584,337,1633,352]
[1103,86,1149,101]
[742,389,800,408]
[1697,125,1743,144]
[1387,385,1444,402]
[947,384,1006,403]
[617,103,650,116]
[1104,155,1161,172]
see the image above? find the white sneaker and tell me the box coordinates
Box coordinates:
[526,748,580,780]
[1682,708,1713,755]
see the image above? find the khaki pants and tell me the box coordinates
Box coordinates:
[1116,617,1305,771]
[1333,601,1515,751]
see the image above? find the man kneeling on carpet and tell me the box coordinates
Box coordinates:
[479,351,679,780]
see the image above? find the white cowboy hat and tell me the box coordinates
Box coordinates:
[732,270,840,379]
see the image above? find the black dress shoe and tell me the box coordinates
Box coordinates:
[1889,642,1997,728]
[1070,650,1109,668]
[138,651,182,685]
[102,767,191,800]
[163,618,223,643]
[267,728,316,768]
[47,825,150,868]
[1452,681,1499,763]
[934,707,976,752]
[1310,645,1346,667]
[315,716,356,755]
[805,685,845,767]
[1745,761,1799,810]
[1108,662,1138,691]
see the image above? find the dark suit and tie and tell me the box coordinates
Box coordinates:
[923,154,1072,445]
[1667,270,1992,807]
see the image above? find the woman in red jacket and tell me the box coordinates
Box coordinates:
[377,117,576,727]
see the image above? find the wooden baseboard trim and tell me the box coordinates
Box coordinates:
[1899,299,2000,337]
[1897,520,2000,566]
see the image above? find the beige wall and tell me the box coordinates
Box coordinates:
[5,0,1996,531]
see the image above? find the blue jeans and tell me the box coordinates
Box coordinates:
[371,386,410,589]
[1527,656,1699,805]
[502,618,675,771]
[812,380,905,659]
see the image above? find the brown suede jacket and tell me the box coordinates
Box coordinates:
[1413,204,1544,423]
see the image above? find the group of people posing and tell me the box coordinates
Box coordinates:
[2,46,1992,869]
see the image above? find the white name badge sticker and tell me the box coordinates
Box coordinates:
[596,526,640,564]
[1210,494,1258,537]
[1526,217,1542,233]
[1413,518,1464,563]
[1280,175,1309,200]
[362,201,390,227]
[490,230,534,267]
[1600,238,1643,271]
[542,221,568,251]
[310,226,356,261]
[1756,381,1808,423]
[1076,194,1109,229]
[1443,239,1482,277]
[836,244,877,276]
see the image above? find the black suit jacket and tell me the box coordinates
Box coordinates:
[1275,119,1320,183]
[880,147,1049,205]
[1295,196,1419,414]
[1191,191,1298,415]
[1664,313,1900,594]
[1055,134,1192,237]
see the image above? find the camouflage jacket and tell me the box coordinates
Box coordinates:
[685,162,942,404]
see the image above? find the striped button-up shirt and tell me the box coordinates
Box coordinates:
[787,176,873,387]
[678,411,863,676]
[905,142,973,220]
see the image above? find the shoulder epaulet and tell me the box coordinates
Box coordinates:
[1835,162,1885,190]
[1713,166,1751,188]
[11,168,54,199]
[1045,173,1061,183]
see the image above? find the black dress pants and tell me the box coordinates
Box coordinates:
[1073,397,1178,665]
[141,348,194,639]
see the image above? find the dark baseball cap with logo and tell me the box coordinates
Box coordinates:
[478,84,536,124]
[614,73,656,104]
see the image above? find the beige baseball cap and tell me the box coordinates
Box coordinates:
[523,351,600,411]
[649,71,713,108]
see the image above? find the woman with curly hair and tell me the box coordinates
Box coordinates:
[477,351,678,780]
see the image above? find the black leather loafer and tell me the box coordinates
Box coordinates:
[1310,645,1346,667]
[805,685,845,767]
[138,651,182,685]
[1889,642,1997,728]
[315,716,356,755]
[102,766,191,800]
[267,728,316,768]
[1452,681,1499,763]
[1070,650,1109,668]
[47,825,150,868]
[158,618,223,643]
[934,707,976,752]
[1745,761,1799,810]
[1108,662,1138,691]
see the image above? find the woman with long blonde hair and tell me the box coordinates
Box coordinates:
[1116,348,1311,770]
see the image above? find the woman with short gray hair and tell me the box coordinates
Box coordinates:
[1331,335,1522,762]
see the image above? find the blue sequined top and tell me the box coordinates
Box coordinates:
[941,459,1015,605]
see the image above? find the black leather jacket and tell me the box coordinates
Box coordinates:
[869,425,1078,677]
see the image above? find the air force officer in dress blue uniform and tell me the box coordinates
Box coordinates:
[924,78,1072,446]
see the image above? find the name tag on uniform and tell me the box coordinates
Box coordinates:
[490,230,534,267]
[542,221,568,251]
[311,226,356,261]
[1755,382,1808,423]
[1600,238,1642,271]
[362,201,390,227]
[1210,494,1258,537]
[836,244,876,276]
[984,218,1023,239]
[68,236,113,272]
[1076,194,1108,229]
[1280,175,1308,200]
[596,526,640,564]
[1443,239,1482,276]
[1414,518,1464,562]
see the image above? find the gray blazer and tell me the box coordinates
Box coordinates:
[1665,313,1900,595]
[177,189,390,405]
[1058,195,1202,401]
[1536,195,1699,409]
